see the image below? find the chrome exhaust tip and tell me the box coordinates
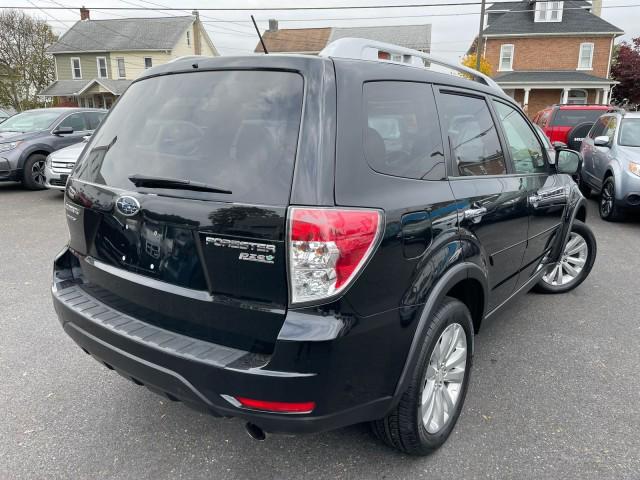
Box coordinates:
[245,422,266,441]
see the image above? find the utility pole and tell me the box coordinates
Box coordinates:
[476,0,487,71]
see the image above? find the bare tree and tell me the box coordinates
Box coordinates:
[0,10,56,111]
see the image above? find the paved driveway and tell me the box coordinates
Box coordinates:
[1,182,638,479]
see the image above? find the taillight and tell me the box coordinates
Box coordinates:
[288,207,382,305]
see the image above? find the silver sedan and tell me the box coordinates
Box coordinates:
[44,139,88,191]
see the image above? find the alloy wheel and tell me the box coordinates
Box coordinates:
[600,181,615,218]
[420,323,467,434]
[541,232,588,286]
[31,159,46,186]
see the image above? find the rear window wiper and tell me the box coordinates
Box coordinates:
[128,174,232,194]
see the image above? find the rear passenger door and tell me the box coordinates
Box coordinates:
[491,99,566,287]
[436,89,529,312]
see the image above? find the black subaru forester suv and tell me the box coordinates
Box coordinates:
[52,39,596,455]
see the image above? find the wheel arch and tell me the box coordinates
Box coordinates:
[18,146,53,170]
[389,261,488,409]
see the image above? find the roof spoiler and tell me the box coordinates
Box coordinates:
[319,37,502,92]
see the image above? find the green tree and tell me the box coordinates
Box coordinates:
[0,10,57,111]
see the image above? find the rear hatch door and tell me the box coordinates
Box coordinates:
[66,69,304,354]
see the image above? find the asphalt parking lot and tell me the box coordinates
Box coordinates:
[1,181,639,480]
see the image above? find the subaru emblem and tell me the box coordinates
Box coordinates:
[115,196,140,216]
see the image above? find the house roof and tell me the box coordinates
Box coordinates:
[484,1,623,36]
[255,27,332,53]
[39,79,133,97]
[254,24,431,53]
[329,25,431,51]
[48,16,196,53]
[494,70,617,84]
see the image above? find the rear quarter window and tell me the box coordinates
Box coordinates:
[363,82,445,181]
[74,70,304,205]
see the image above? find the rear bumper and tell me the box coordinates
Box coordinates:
[52,247,402,434]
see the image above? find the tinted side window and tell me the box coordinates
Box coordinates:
[58,113,87,131]
[438,92,506,176]
[363,82,445,180]
[589,117,608,138]
[84,111,106,130]
[494,101,547,174]
[604,117,617,139]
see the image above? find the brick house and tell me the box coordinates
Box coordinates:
[40,8,218,109]
[254,21,431,55]
[475,0,623,116]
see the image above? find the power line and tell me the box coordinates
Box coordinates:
[4,1,640,11]
[0,2,521,11]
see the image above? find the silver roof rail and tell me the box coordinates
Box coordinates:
[319,38,502,92]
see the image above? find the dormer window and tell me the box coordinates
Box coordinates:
[535,1,564,22]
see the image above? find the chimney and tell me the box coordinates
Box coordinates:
[80,6,90,20]
[591,0,602,17]
[268,19,278,32]
[192,10,202,55]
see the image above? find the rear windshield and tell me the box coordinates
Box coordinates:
[74,70,304,205]
[551,109,606,127]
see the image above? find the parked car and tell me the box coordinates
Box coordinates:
[44,138,89,191]
[580,111,640,220]
[52,39,596,455]
[533,104,612,151]
[0,108,106,190]
[0,108,13,124]
[534,123,560,158]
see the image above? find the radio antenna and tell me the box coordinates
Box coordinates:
[251,15,268,54]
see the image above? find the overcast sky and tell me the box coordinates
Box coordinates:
[9,0,640,63]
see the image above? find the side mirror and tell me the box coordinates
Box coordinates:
[556,149,582,175]
[52,126,74,135]
[594,136,610,147]
[552,141,567,150]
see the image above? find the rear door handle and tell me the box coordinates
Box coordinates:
[463,206,487,222]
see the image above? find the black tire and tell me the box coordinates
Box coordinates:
[599,176,624,221]
[22,153,47,190]
[371,297,473,455]
[534,220,596,294]
[566,122,594,151]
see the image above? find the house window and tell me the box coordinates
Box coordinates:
[96,57,107,78]
[117,58,126,78]
[71,57,82,79]
[567,89,588,105]
[499,44,514,71]
[187,30,191,46]
[144,57,153,69]
[535,1,564,22]
[578,43,594,70]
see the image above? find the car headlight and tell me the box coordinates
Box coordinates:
[629,162,640,178]
[0,141,22,153]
